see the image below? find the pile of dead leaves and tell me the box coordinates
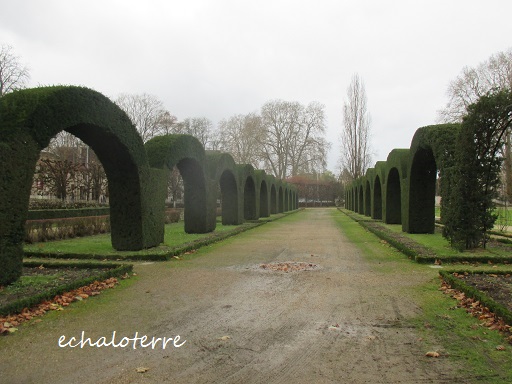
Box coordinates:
[440,276,512,345]
[260,261,318,273]
[0,277,120,335]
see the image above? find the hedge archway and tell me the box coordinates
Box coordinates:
[259,180,270,217]
[386,168,402,224]
[0,86,161,285]
[278,186,284,213]
[373,175,382,219]
[270,184,278,214]
[364,180,371,216]
[145,134,213,233]
[244,176,257,220]
[220,170,240,225]
[205,151,242,226]
[358,186,364,214]
[407,147,437,233]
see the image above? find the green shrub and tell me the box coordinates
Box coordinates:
[24,216,110,243]
[28,198,108,210]
[27,207,110,220]
[164,209,181,224]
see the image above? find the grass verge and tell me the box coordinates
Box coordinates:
[340,209,512,264]
[332,209,512,383]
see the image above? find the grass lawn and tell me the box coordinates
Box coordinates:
[23,213,295,260]
[379,222,512,259]
[24,221,246,258]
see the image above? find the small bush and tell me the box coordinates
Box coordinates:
[29,198,108,210]
[25,216,110,243]
[164,209,181,224]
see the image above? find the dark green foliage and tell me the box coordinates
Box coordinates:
[1,87,296,286]
[256,171,270,218]
[244,176,257,220]
[27,207,110,220]
[443,90,512,250]
[206,151,242,225]
[145,135,213,234]
[270,183,278,214]
[406,124,460,234]
[0,86,161,285]
[408,147,437,233]
[385,168,401,224]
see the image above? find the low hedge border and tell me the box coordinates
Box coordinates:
[25,224,264,261]
[339,208,435,261]
[339,209,512,264]
[439,269,512,326]
[0,261,132,316]
[27,207,110,220]
[25,215,111,243]
[24,209,300,262]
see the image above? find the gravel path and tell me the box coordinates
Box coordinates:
[0,208,457,383]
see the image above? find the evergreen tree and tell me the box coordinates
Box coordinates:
[443,89,512,249]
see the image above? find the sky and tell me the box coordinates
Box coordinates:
[1,0,511,173]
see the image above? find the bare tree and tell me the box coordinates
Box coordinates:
[218,112,264,167]
[259,100,328,179]
[340,74,372,180]
[288,101,329,176]
[173,117,214,149]
[115,93,171,143]
[156,110,178,136]
[438,48,512,202]
[0,44,30,96]
[438,48,512,123]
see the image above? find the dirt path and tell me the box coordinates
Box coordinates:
[1,209,457,383]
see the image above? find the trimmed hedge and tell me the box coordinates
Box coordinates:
[0,86,299,286]
[25,216,110,243]
[205,151,242,225]
[0,86,160,285]
[145,134,212,234]
[27,207,110,220]
[439,270,512,326]
[28,199,108,210]
[341,208,512,264]
[0,261,132,316]
[345,124,460,239]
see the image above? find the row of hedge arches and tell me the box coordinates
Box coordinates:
[0,86,297,285]
[345,124,460,235]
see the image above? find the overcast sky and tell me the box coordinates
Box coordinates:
[1,0,511,173]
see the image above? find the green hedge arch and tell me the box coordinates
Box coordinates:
[237,164,258,220]
[205,151,243,225]
[268,176,279,214]
[384,149,410,226]
[255,170,270,218]
[145,134,214,233]
[405,124,459,233]
[0,86,162,285]
[347,124,459,236]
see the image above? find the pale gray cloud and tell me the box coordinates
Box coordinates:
[1,0,511,172]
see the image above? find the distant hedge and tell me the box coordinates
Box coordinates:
[25,216,110,243]
[27,207,110,220]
